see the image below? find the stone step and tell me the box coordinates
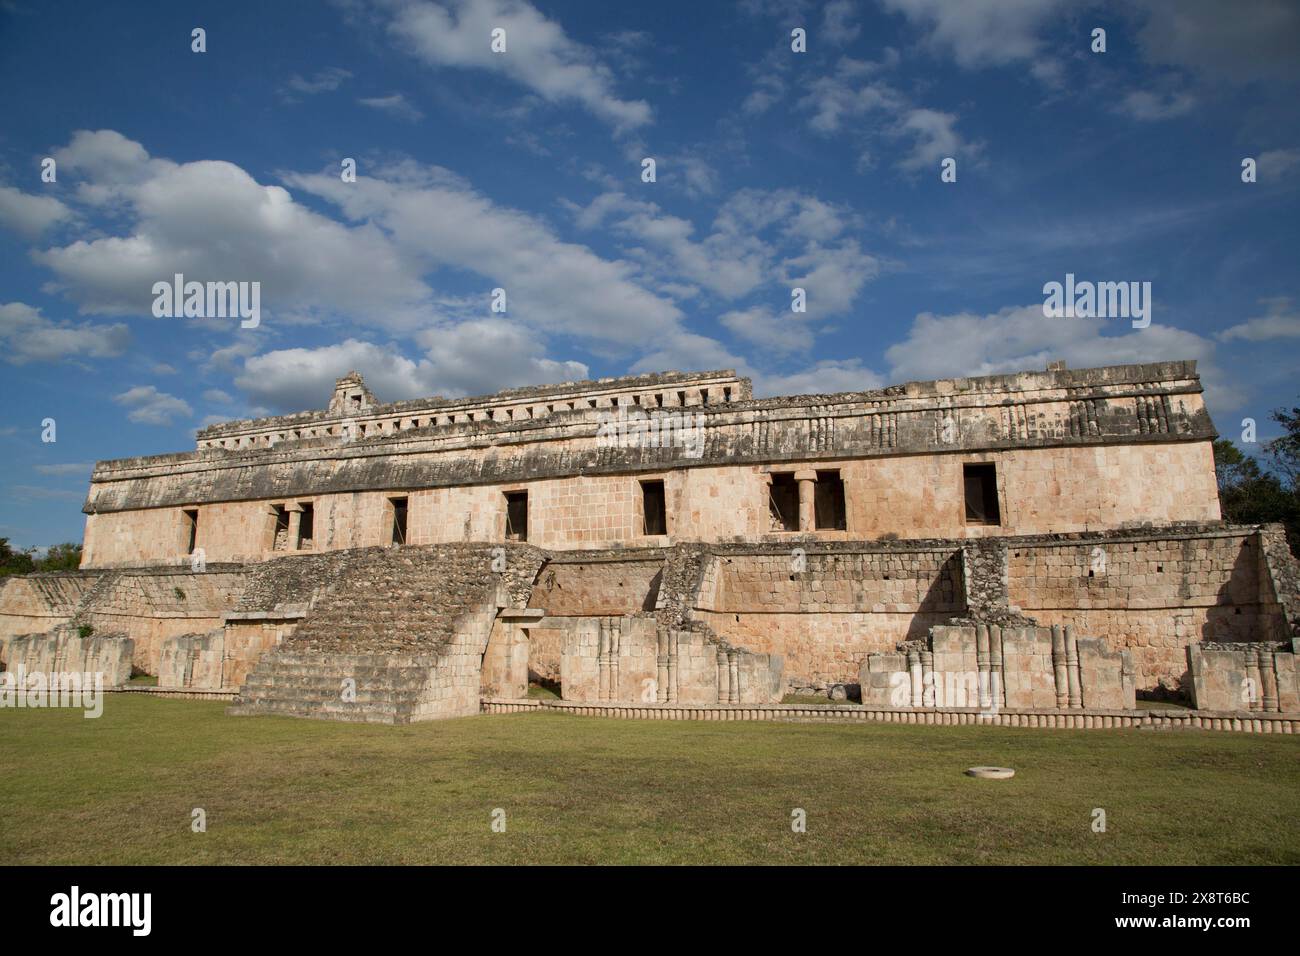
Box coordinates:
[227,700,411,724]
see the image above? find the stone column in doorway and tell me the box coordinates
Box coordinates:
[286,502,304,550]
[794,469,818,532]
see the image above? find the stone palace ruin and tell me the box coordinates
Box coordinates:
[2,359,1298,730]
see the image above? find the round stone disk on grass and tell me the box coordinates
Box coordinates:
[964,766,1015,779]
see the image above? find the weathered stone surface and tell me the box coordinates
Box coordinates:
[4,625,133,688]
[3,361,1298,722]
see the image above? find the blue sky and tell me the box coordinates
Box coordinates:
[1,0,1298,550]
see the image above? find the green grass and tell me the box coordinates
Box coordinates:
[780,693,853,706]
[2,695,1298,865]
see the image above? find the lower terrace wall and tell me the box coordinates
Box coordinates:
[0,567,247,676]
[4,625,134,688]
[1007,528,1288,692]
[526,553,664,683]
[692,546,965,693]
[0,573,103,653]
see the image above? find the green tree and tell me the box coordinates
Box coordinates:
[34,542,82,572]
[1215,428,1300,558]
[0,538,36,577]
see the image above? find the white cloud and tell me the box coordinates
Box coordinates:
[35,131,431,327]
[202,388,235,403]
[1115,89,1198,121]
[286,160,683,345]
[358,92,425,120]
[1218,297,1300,342]
[383,0,651,130]
[629,329,750,379]
[1258,148,1300,180]
[114,385,193,425]
[33,463,92,477]
[567,187,875,321]
[232,322,588,413]
[1132,0,1300,85]
[283,67,353,98]
[720,306,814,356]
[752,359,885,397]
[895,108,972,172]
[799,58,904,134]
[822,0,862,45]
[0,301,129,365]
[780,241,880,315]
[0,185,73,238]
[880,0,1068,70]
[883,303,1246,410]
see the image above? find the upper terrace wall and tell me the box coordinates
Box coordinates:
[81,440,1221,567]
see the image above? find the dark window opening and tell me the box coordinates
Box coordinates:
[389,496,408,545]
[183,509,199,554]
[297,503,314,550]
[723,386,733,402]
[963,464,1001,525]
[814,470,847,531]
[505,492,528,541]
[768,473,799,532]
[677,390,687,407]
[271,505,290,550]
[641,480,667,535]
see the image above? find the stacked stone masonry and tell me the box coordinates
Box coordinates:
[1,360,1299,727]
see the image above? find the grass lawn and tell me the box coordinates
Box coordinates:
[2,695,1297,865]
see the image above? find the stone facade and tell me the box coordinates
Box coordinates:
[860,624,1136,712]
[77,361,1219,567]
[2,359,1298,724]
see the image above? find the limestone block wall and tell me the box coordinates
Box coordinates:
[0,568,248,676]
[1007,529,1285,690]
[73,569,248,675]
[860,624,1135,711]
[79,437,1221,568]
[0,572,103,652]
[158,630,225,691]
[4,625,134,687]
[220,617,301,690]
[692,547,964,689]
[1187,641,1300,713]
[558,615,781,705]
[528,557,663,616]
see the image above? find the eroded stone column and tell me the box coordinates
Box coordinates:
[794,469,817,532]
[920,650,935,707]
[976,624,991,710]
[286,502,304,550]
[1065,625,1082,709]
[597,619,611,701]
[1261,650,1279,713]
[609,618,621,702]
[1245,646,1262,712]
[1051,624,1069,710]
[717,647,729,704]
[656,629,669,703]
[728,650,740,704]
[989,625,1003,710]
[667,630,679,703]
[908,648,923,708]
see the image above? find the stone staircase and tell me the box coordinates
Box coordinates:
[229,543,545,723]
[229,651,445,723]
